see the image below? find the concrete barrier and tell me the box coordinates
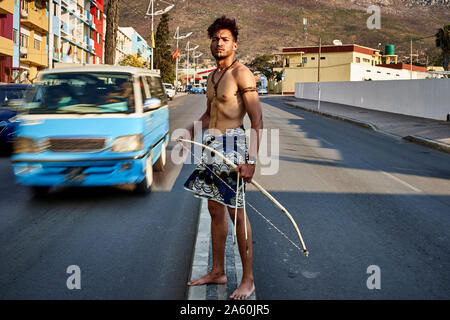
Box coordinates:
[295,79,450,121]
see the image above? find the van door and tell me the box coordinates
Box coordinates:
[140,76,169,164]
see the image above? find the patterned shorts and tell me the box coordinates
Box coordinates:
[184,125,248,208]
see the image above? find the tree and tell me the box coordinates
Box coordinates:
[104,0,120,65]
[435,24,450,71]
[155,13,175,83]
[118,54,146,68]
[247,55,278,80]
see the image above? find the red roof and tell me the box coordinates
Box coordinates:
[376,63,428,73]
[197,68,216,74]
[282,45,379,56]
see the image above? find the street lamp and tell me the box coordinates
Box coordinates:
[174,27,192,89]
[146,0,175,71]
[193,52,203,85]
[185,41,199,86]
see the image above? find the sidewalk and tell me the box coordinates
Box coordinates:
[187,198,256,300]
[283,97,450,154]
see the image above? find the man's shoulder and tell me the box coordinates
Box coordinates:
[234,62,252,76]
[233,62,256,86]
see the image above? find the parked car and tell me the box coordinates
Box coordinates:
[0,84,31,146]
[163,83,176,100]
[257,87,268,95]
[191,84,203,94]
[11,66,169,196]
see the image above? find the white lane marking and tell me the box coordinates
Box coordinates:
[381,171,422,193]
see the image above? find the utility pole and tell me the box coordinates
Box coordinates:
[410,38,413,80]
[317,36,322,110]
[174,27,192,89]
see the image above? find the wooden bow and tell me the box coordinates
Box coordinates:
[177,138,309,257]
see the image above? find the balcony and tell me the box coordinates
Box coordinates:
[0,0,14,15]
[21,6,49,34]
[0,36,14,56]
[20,47,48,67]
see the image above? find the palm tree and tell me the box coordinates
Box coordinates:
[104,0,121,65]
[435,24,450,71]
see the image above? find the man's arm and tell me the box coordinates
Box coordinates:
[236,67,263,182]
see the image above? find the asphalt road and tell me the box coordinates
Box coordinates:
[0,95,204,299]
[249,96,450,299]
[0,94,449,300]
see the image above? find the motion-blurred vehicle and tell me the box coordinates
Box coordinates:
[163,83,176,100]
[185,84,192,93]
[0,84,31,145]
[191,84,203,94]
[11,66,169,196]
[257,87,268,95]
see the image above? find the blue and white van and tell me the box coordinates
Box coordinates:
[11,66,169,195]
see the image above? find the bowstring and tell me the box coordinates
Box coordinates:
[178,141,304,253]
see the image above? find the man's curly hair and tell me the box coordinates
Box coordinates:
[207,16,239,41]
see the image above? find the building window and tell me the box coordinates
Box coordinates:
[355,57,360,63]
[302,57,307,64]
[363,58,370,63]
[285,57,290,67]
[20,34,29,48]
[320,57,326,60]
[96,32,100,43]
[311,57,315,60]
[34,39,41,50]
[97,8,101,20]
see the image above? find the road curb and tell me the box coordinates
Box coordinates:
[187,198,256,300]
[403,135,450,154]
[284,102,377,131]
[284,102,450,154]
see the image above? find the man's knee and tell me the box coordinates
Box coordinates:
[208,200,226,218]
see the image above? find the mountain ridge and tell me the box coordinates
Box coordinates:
[114,0,450,65]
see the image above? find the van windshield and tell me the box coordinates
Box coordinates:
[24,72,135,114]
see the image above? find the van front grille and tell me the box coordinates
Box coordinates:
[49,138,106,152]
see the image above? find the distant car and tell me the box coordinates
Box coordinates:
[0,84,31,145]
[163,83,176,100]
[191,84,203,94]
[257,87,268,95]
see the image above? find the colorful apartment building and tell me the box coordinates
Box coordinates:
[0,0,15,83]
[118,27,151,67]
[57,0,102,65]
[19,0,49,82]
[278,44,430,94]
[115,26,133,65]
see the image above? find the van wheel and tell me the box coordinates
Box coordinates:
[135,155,153,194]
[31,186,50,197]
[153,142,166,172]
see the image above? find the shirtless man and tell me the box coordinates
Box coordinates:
[182,16,263,300]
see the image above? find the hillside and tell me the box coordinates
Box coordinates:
[115,0,450,65]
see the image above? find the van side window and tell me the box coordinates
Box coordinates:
[147,76,167,105]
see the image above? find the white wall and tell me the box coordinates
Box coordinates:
[349,63,430,81]
[295,79,450,121]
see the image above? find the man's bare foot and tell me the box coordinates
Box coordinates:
[229,278,255,300]
[187,272,227,286]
